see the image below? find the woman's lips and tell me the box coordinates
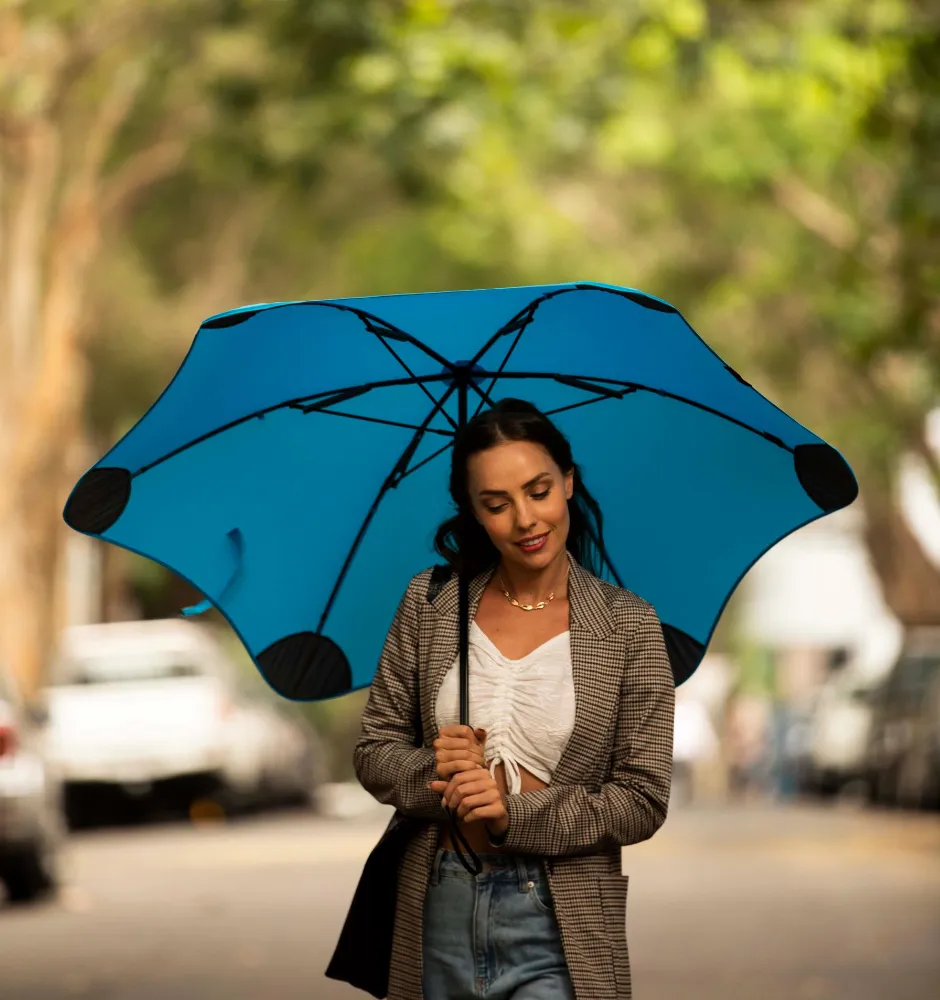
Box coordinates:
[516,532,548,551]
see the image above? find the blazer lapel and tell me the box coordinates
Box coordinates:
[423,550,622,785]
[553,552,621,785]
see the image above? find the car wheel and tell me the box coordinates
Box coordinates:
[301,781,324,813]
[897,754,930,811]
[874,764,902,808]
[0,839,59,904]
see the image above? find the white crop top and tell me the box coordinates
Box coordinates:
[434,621,576,794]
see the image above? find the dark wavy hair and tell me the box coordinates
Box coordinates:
[432,398,609,579]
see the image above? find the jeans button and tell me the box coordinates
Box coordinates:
[527,881,534,888]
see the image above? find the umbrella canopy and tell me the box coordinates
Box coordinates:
[63,282,858,704]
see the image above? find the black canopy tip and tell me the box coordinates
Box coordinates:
[202,308,262,329]
[661,623,705,687]
[794,443,858,512]
[572,284,676,313]
[257,631,352,701]
[620,290,676,314]
[63,467,131,535]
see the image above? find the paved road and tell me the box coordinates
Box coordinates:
[1,800,938,1000]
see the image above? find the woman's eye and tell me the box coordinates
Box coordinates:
[484,489,551,514]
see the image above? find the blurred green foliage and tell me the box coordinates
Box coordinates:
[12,1,934,742]
[77,0,937,494]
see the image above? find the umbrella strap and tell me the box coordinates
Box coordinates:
[446,805,483,876]
[181,527,244,616]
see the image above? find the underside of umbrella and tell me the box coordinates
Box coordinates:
[63,283,858,703]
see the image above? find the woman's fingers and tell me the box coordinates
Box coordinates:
[438,725,479,741]
[428,770,498,814]
[435,747,485,762]
[434,739,485,780]
[434,736,474,749]
[436,749,485,768]
[437,759,485,779]
[454,788,501,821]
[434,738,485,756]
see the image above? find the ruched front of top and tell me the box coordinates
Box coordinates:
[434,621,576,794]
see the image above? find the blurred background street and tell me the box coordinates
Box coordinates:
[0,797,937,1000]
[1,1,938,998]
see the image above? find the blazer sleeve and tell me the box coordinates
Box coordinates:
[491,601,675,856]
[352,573,445,822]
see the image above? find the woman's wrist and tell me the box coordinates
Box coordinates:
[486,817,509,844]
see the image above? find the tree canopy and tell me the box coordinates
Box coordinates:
[1,0,936,698]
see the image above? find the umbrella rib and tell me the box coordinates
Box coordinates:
[397,439,455,479]
[326,303,457,371]
[541,392,638,420]
[370,330,459,432]
[314,379,462,634]
[464,283,771,446]
[374,388,632,488]
[133,369,787,479]
[490,372,789,450]
[132,373,460,477]
[471,306,538,422]
[303,409,454,437]
[475,367,790,451]
[468,291,577,422]
[466,287,577,371]
[462,371,501,413]
[467,285,629,421]
[204,299,459,372]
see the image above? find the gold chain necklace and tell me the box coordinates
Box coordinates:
[497,564,569,612]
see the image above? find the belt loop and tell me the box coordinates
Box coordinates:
[516,854,529,893]
[430,848,443,886]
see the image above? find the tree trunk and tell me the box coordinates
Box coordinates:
[862,488,940,627]
[0,353,90,700]
[0,16,175,699]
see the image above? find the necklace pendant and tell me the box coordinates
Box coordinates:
[497,569,561,612]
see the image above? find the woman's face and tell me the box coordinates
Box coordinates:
[466,440,574,570]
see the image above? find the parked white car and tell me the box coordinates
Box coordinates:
[233,699,329,809]
[803,666,878,796]
[0,659,65,903]
[46,619,265,822]
[225,674,329,811]
[46,619,328,824]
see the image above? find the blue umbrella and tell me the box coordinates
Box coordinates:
[63,282,858,710]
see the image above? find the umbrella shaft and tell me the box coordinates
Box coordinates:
[458,379,470,727]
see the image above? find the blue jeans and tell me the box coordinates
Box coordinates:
[422,849,576,999]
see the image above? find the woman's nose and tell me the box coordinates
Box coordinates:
[514,501,537,527]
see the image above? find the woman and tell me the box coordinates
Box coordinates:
[353,398,675,1000]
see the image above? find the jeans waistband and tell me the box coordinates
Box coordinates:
[430,849,547,889]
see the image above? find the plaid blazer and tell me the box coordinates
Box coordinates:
[353,550,675,1000]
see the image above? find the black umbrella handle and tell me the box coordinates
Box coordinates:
[446,805,483,876]
[451,496,483,876]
